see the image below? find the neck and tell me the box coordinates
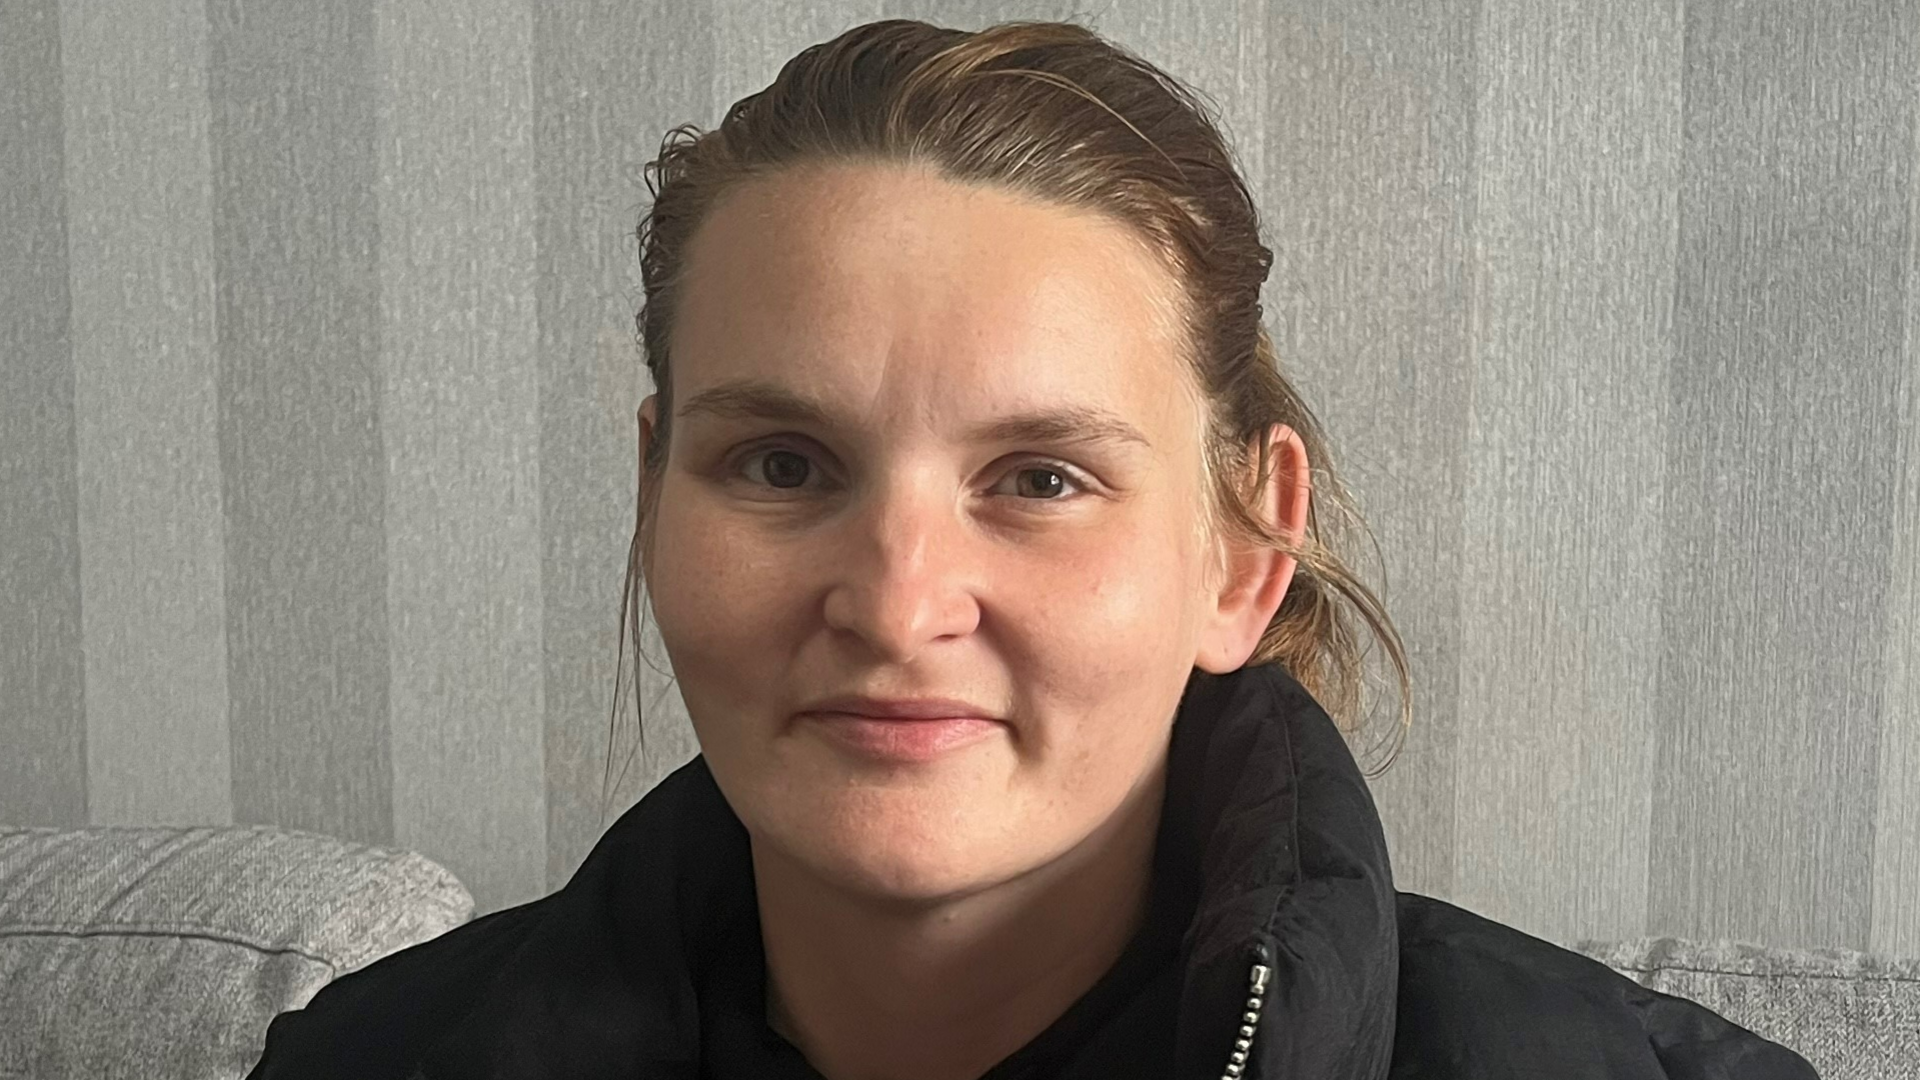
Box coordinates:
[752,765,1168,1080]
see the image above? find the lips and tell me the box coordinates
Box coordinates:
[802,712,1002,763]
[798,694,997,721]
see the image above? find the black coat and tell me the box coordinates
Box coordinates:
[246,662,1820,1079]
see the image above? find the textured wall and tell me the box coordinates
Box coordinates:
[3,0,1916,956]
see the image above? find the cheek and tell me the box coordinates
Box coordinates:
[649,490,1199,705]
[1012,525,1199,767]
[643,494,795,723]
[1023,522,1197,667]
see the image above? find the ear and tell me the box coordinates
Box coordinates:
[634,395,661,562]
[637,393,659,445]
[1194,424,1311,675]
[637,394,659,490]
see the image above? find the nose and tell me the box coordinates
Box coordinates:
[819,472,981,663]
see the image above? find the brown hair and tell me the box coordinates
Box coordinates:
[606,17,1412,810]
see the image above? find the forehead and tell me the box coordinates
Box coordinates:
[668,160,1195,437]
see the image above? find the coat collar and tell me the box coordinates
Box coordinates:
[414,662,1399,1080]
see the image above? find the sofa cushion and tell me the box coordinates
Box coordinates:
[0,824,474,1080]
[1577,936,1920,1080]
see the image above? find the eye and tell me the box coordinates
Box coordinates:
[730,444,1092,505]
[737,447,816,490]
[986,460,1091,502]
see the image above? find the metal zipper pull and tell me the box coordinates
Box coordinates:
[1217,959,1271,1079]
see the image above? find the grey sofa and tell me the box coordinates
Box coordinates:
[0,825,473,1079]
[0,825,1914,1079]
[1571,936,1920,1078]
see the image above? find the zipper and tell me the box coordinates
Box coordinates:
[1216,956,1271,1079]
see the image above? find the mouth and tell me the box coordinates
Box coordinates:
[797,712,1003,764]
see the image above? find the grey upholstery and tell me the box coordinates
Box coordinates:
[2,822,1912,1079]
[1577,936,1920,1080]
[0,825,473,1080]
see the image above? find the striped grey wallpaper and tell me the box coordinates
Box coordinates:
[3,0,1917,958]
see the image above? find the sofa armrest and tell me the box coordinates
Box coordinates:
[1575,935,1920,1080]
[0,824,474,1080]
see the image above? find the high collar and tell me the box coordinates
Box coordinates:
[414,661,1399,1080]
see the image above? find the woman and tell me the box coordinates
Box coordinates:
[249,18,1817,1080]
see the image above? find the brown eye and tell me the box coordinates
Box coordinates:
[992,460,1090,503]
[753,449,812,489]
[1013,466,1067,499]
[733,444,1091,508]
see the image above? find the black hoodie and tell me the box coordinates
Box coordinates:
[246,661,1821,1079]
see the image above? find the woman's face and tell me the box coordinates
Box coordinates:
[639,160,1271,903]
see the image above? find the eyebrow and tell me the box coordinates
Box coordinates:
[676,378,1154,451]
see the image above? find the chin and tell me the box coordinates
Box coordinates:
[738,769,1038,903]
[832,860,1000,907]
[797,826,1014,905]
